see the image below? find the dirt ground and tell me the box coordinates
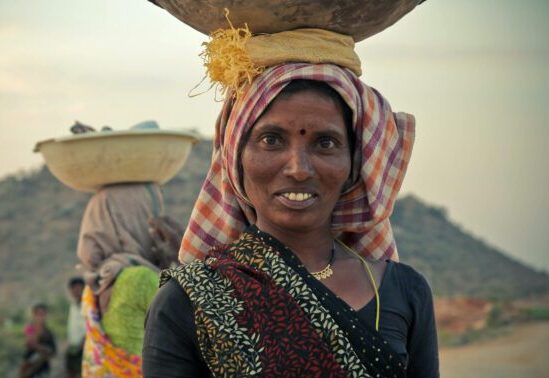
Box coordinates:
[7,322,547,377]
[440,321,549,378]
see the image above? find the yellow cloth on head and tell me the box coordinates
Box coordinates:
[201,27,361,97]
[247,29,361,76]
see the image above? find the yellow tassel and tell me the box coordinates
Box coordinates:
[199,8,264,98]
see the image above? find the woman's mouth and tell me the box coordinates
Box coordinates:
[281,192,313,201]
[276,192,317,209]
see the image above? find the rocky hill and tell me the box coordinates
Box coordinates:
[0,139,548,318]
[392,196,548,299]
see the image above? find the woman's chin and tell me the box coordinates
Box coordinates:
[258,215,330,236]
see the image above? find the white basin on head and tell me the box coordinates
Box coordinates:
[34,129,200,192]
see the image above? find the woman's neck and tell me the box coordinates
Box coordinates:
[256,222,334,271]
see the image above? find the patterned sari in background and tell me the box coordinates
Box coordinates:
[163,226,407,378]
[81,286,142,377]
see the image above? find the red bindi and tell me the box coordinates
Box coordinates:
[299,129,306,135]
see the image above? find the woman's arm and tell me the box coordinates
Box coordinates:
[406,272,440,378]
[143,278,210,378]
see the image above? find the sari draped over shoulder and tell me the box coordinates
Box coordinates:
[162,226,406,378]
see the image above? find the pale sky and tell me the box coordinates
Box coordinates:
[1,0,548,271]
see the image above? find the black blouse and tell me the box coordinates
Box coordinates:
[143,260,439,378]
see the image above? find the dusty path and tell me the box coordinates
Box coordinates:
[440,322,549,378]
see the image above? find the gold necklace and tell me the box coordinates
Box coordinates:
[310,243,335,280]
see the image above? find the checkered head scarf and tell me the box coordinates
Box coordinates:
[179,63,415,263]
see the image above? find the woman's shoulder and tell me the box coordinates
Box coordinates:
[110,265,159,303]
[147,277,195,335]
[153,277,191,310]
[117,265,158,283]
[160,241,237,288]
[387,260,434,298]
[159,259,212,287]
[103,266,158,318]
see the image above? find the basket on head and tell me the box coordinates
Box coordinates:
[148,0,424,41]
[34,129,199,192]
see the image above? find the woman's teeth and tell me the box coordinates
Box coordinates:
[282,192,313,201]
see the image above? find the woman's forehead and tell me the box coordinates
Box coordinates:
[253,91,346,126]
[274,86,342,108]
[264,89,344,115]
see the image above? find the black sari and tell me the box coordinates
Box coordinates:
[160,226,407,378]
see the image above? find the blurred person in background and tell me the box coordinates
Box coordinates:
[76,183,182,376]
[20,303,56,378]
[65,277,85,378]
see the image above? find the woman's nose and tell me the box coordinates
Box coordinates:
[283,148,314,181]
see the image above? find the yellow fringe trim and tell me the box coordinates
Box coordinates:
[199,8,264,98]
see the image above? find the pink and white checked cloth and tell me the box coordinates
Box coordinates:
[180,63,415,263]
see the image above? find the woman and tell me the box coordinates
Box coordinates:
[143,30,438,377]
[76,183,182,376]
[20,304,56,378]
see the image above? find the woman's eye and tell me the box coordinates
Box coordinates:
[261,134,282,146]
[318,137,337,149]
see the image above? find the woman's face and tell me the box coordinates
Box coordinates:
[242,89,351,236]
